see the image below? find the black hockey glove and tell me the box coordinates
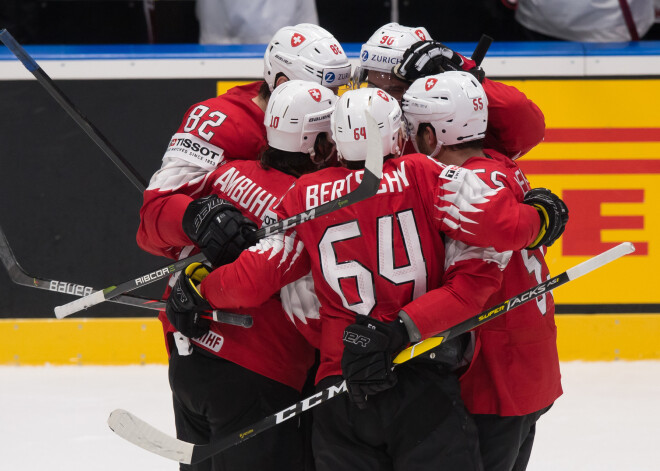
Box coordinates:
[341,316,409,409]
[524,188,569,250]
[166,262,212,338]
[392,40,465,83]
[182,195,258,268]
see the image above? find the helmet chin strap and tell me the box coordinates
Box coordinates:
[429,140,443,159]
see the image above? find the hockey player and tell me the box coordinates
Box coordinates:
[402,71,566,471]
[355,24,544,158]
[138,80,336,470]
[176,87,568,470]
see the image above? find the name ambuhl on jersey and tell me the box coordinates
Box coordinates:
[137,81,317,392]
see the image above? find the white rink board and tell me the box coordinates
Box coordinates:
[1,362,659,471]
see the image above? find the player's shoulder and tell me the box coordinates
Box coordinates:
[464,150,522,175]
[184,81,263,115]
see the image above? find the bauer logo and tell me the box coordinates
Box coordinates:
[324,72,335,83]
[49,281,94,297]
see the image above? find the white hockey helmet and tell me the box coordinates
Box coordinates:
[352,23,431,87]
[265,80,337,155]
[402,71,488,157]
[264,24,351,91]
[331,87,403,161]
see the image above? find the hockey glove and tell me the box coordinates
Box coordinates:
[525,188,569,250]
[341,316,409,409]
[393,40,465,83]
[182,195,258,268]
[166,262,212,338]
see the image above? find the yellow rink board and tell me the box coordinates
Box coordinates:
[2,316,660,365]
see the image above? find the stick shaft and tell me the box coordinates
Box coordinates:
[0,28,147,192]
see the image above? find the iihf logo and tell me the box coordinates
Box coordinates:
[361,50,369,62]
[324,72,335,83]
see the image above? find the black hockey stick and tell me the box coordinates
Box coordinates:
[0,224,252,328]
[471,34,493,66]
[0,28,147,192]
[54,112,385,318]
[107,242,635,465]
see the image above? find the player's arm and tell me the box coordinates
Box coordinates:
[136,175,214,258]
[199,229,311,309]
[398,239,507,341]
[481,79,545,159]
[432,165,566,252]
[392,41,544,159]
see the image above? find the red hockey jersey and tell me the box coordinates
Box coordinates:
[137,160,316,391]
[458,152,563,416]
[201,153,543,383]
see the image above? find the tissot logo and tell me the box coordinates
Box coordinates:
[324,72,335,83]
[291,33,305,47]
[308,88,322,102]
[415,29,426,40]
[425,78,437,91]
[361,50,369,62]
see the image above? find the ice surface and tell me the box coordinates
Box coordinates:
[1,361,659,470]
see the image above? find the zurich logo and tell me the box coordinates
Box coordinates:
[361,50,369,62]
[324,72,335,83]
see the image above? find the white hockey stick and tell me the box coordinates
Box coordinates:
[108,242,635,465]
[0,223,252,328]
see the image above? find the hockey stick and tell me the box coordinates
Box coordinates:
[471,34,493,66]
[0,28,147,192]
[107,242,635,465]
[54,112,385,318]
[0,224,252,328]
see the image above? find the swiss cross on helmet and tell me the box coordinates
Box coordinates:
[291,33,306,47]
[308,88,322,102]
[264,24,351,91]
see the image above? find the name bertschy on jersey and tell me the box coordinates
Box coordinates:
[305,160,409,209]
[212,166,279,222]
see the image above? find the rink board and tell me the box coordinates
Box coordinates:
[1,315,660,365]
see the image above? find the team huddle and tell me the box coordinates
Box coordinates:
[136,23,569,471]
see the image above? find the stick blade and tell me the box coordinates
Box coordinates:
[565,242,635,281]
[108,409,194,464]
[54,289,107,318]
